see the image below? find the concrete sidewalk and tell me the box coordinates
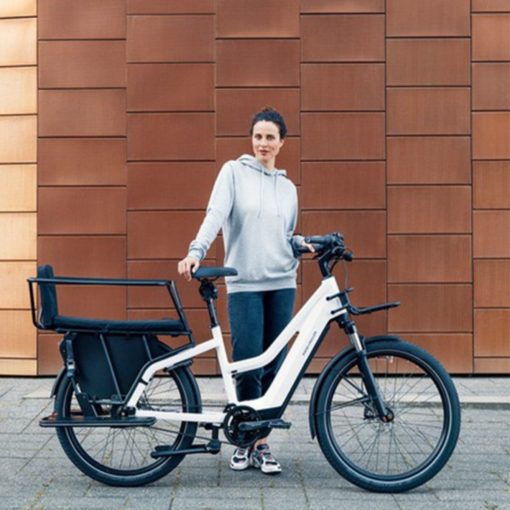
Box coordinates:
[0,376,509,510]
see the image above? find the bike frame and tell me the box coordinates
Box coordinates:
[130,275,358,425]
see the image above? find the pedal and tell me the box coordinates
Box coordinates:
[238,419,291,432]
[151,439,221,458]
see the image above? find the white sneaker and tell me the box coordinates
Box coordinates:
[250,444,282,475]
[229,447,251,471]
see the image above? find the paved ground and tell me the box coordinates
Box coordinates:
[0,376,509,510]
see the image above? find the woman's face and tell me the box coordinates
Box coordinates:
[251,120,284,169]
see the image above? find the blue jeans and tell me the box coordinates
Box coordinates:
[228,288,296,401]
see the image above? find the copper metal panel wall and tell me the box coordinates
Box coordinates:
[27,1,510,375]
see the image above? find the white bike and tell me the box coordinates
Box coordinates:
[29,233,461,492]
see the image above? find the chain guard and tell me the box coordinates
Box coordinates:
[222,405,264,448]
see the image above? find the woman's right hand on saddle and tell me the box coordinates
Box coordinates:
[177,256,200,282]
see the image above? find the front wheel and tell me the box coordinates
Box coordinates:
[55,367,200,486]
[315,339,461,493]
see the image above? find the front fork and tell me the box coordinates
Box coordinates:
[336,314,392,421]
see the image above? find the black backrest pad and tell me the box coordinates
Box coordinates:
[72,333,171,399]
[38,265,58,328]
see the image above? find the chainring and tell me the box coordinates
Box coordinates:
[222,405,263,448]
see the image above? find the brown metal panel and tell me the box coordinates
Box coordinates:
[301,162,385,209]
[217,0,299,37]
[387,137,471,184]
[302,211,386,258]
[0,262,36,309]
[388,186,472,234]
[0,19,36,66]
[127,15,214,62]
[39,90,126,137]
[128,162,216,210]
[473,64,510,110]
[473,112,510,160]
[0,213,36,260]
[215,137,301,184]
[128,64,214,112]
[39,139,126,186]
[0,359,36,376]
[301,15,385,62]
[473,161,510,209]
[386,0,470,36]
[387,88,470,135]
[128,211,216,259]
[0,68,37,115]
[474,260,510,307]
[217,40,299,86]
[0,0,36,17]
[474,358,510,374]
[127,260,205,309]
[38,188,126,235]
[473,14,510,61]
[475,309,510,357]
[388,235,472,283]
[301,64,385,111]
[0,311,36,358]
[388,284,472,332]
[473,0,510,11]
[0,165,36,211]
[474,211,510,258]
[128,113,215,161]
[38,334,61,376]
[301,0,384,13]
[127,0,215,13]
[387,39,470,86]
[39,0,126,39]
[301,113,385,160]
[39,41,126,88]
[403,334,473,373]
[57,285,126,320]
[38,236,126,277]
[216,89,300,136]
[0,116,36,163]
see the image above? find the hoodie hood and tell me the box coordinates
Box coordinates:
[237,154,286,217]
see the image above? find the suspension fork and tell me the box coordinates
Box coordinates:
[336,314,391,421]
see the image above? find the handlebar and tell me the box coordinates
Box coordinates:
[297,232,353,278]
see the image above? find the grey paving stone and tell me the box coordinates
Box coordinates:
[125,496,172,510]
[35,496,128,509]
[171,497,262,510]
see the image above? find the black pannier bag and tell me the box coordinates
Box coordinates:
[63,333,172,400]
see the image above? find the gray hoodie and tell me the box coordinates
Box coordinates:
[188,154,304,293]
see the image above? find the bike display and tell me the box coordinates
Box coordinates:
[28,233,461,492]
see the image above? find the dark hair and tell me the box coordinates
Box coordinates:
[250,106,287,139]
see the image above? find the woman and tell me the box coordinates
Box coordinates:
[178,107,313,475]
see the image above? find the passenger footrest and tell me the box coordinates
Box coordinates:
[39,414,156,428]
[238,419,291,432]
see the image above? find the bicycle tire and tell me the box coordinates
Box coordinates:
[55,366,200,486]
[315,339,461,493]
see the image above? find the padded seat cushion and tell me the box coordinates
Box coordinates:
[53,315,185,333]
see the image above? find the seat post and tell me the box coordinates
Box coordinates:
[198,279,220,328]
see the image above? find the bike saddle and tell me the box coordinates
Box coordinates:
[192,266,238,280]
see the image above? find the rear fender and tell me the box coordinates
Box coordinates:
[308,335,402,439]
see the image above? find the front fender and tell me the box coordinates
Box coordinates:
[308,335,402,439]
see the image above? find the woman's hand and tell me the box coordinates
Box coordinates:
[177,256,200,282]
[302,240,316,253]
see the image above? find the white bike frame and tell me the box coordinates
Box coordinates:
[129,276,358,425]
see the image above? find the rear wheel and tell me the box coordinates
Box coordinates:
[55,367,200,486]
[315,340,461,492]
